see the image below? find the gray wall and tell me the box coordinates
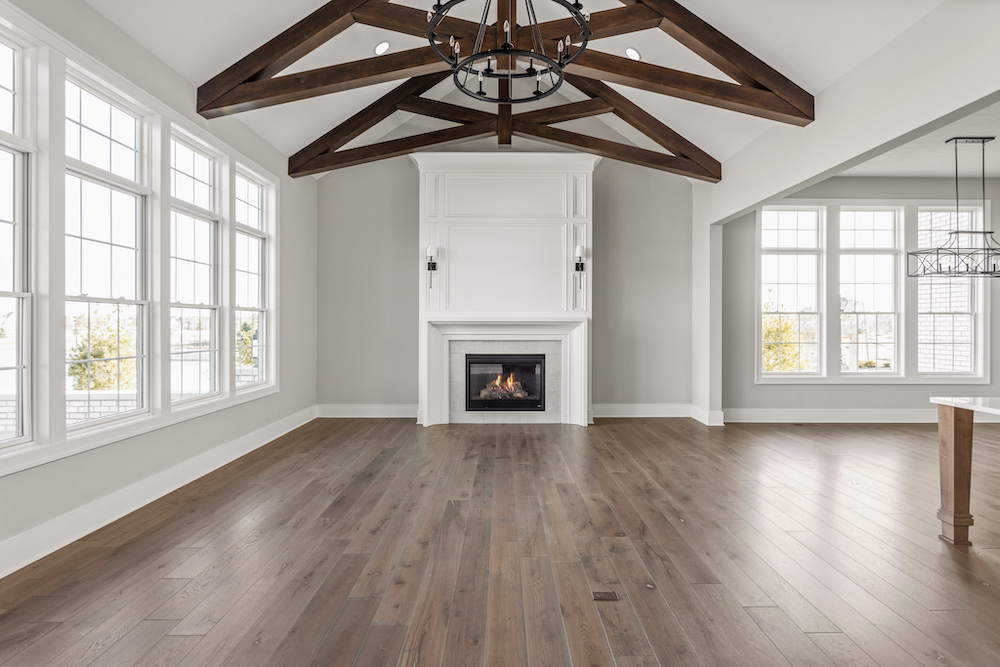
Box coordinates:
[316,156,694,407]
[0,0,318,543]
[722,177,1000,412]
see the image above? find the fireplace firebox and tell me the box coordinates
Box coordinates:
[466,354,545,411]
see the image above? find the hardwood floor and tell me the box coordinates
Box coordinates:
[2,418,1000,666]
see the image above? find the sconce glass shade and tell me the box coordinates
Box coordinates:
[426,245,437,259]
[574,244,585,261]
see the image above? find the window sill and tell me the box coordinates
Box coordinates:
[0,383,279,479]
[757,374,989,386]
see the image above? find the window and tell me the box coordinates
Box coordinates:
[65,81,146,426]
[839,210,898,373]
[234,171,268,387]
[759,209,821,373]
[758,202,986,383]
[917,209,977,374]
[0,146,25,443]
[65,80,138,181]
[169,137,218,402]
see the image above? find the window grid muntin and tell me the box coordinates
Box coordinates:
[760,207,822,375]
[170,209,218,401]
[235,172,263,230]
[171,137,215,212]
[65,299,146,425]
[234,168,270,389]
[65,133,148,426]
[65,79,139,182]
[65,172,143,300]
[0,143,26,443]
[235,308,265,387]
[171,307,218,402]
[917,208,979,374]
[839,209,900,374]
[0,40,17,137]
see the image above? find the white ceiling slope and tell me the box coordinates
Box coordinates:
[82,0,946,172]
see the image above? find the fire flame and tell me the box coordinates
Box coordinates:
[489,372,516,392]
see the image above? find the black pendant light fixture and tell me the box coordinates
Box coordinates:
[427,0,590,104]
[907,137,1000,277]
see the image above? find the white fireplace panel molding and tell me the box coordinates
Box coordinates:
[412,153,599,426]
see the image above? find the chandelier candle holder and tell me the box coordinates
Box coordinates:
[427,0,590,103]
[908,137,1000,277]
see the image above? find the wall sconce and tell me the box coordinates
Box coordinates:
[574,245,585,272]
[426,245,437,271]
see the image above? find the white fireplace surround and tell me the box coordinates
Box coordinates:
[412,153,598,426]
[421,317,589,426]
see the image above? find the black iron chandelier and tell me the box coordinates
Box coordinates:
[427,0,590,104]
[908,137,1000,277]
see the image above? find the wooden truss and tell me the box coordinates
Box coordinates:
[197,0,814,181]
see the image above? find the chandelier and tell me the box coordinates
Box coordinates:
[908,137,1000,277]
[427,0,590,104]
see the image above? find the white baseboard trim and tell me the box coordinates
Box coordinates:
[723,407,1000,424]
[690,406,726,426]
[592,404,693,419]
[316,404,418,418]
[0,405,317,580]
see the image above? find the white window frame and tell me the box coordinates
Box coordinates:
[756,205,825,380]
[0,143,30,448]
[837,206,903,377]
[63,83,151,430]
[756,199,990,385]
[168,132,222,406]
[914,205,989,379]
[232,166,273,391]
[0,12,281,476]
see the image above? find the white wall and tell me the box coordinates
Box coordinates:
[0,0,318,566]
[722,177,1000,419]
[316,156,694,413]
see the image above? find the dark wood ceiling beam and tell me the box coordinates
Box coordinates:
[565,73,719,179]
[523,5,662,44]
[564,50,811,126]
[515,98,614,124]
[351,0,488,43]
[396,96,496,124]
[291,122,496,176]
[289,72,449,174]
[200,47,450,118]
[197,0,367,112]
[512,118,719,181]
[643,0,813,118]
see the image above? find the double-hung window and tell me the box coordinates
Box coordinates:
[234,170,268,387]
[839,209,899,374]
[0,37,26,444]
[759,208,822,374]
[169,137,218,401]
[64,79,146,425]
[917,208,978,374]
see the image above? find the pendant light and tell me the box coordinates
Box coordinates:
[907,137,999,277]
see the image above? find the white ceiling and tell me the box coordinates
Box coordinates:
[839,101,1000,179]
[81,0,948,170]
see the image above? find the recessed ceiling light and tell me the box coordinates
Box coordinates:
[625,48,641,61]
[374,41,390,56]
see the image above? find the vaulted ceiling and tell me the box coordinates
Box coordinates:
[82,0,947,180]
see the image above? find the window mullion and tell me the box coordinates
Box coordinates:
[825,205,840,378]
[152,116,171,415]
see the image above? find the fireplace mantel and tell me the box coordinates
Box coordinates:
[412,153,598,426]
